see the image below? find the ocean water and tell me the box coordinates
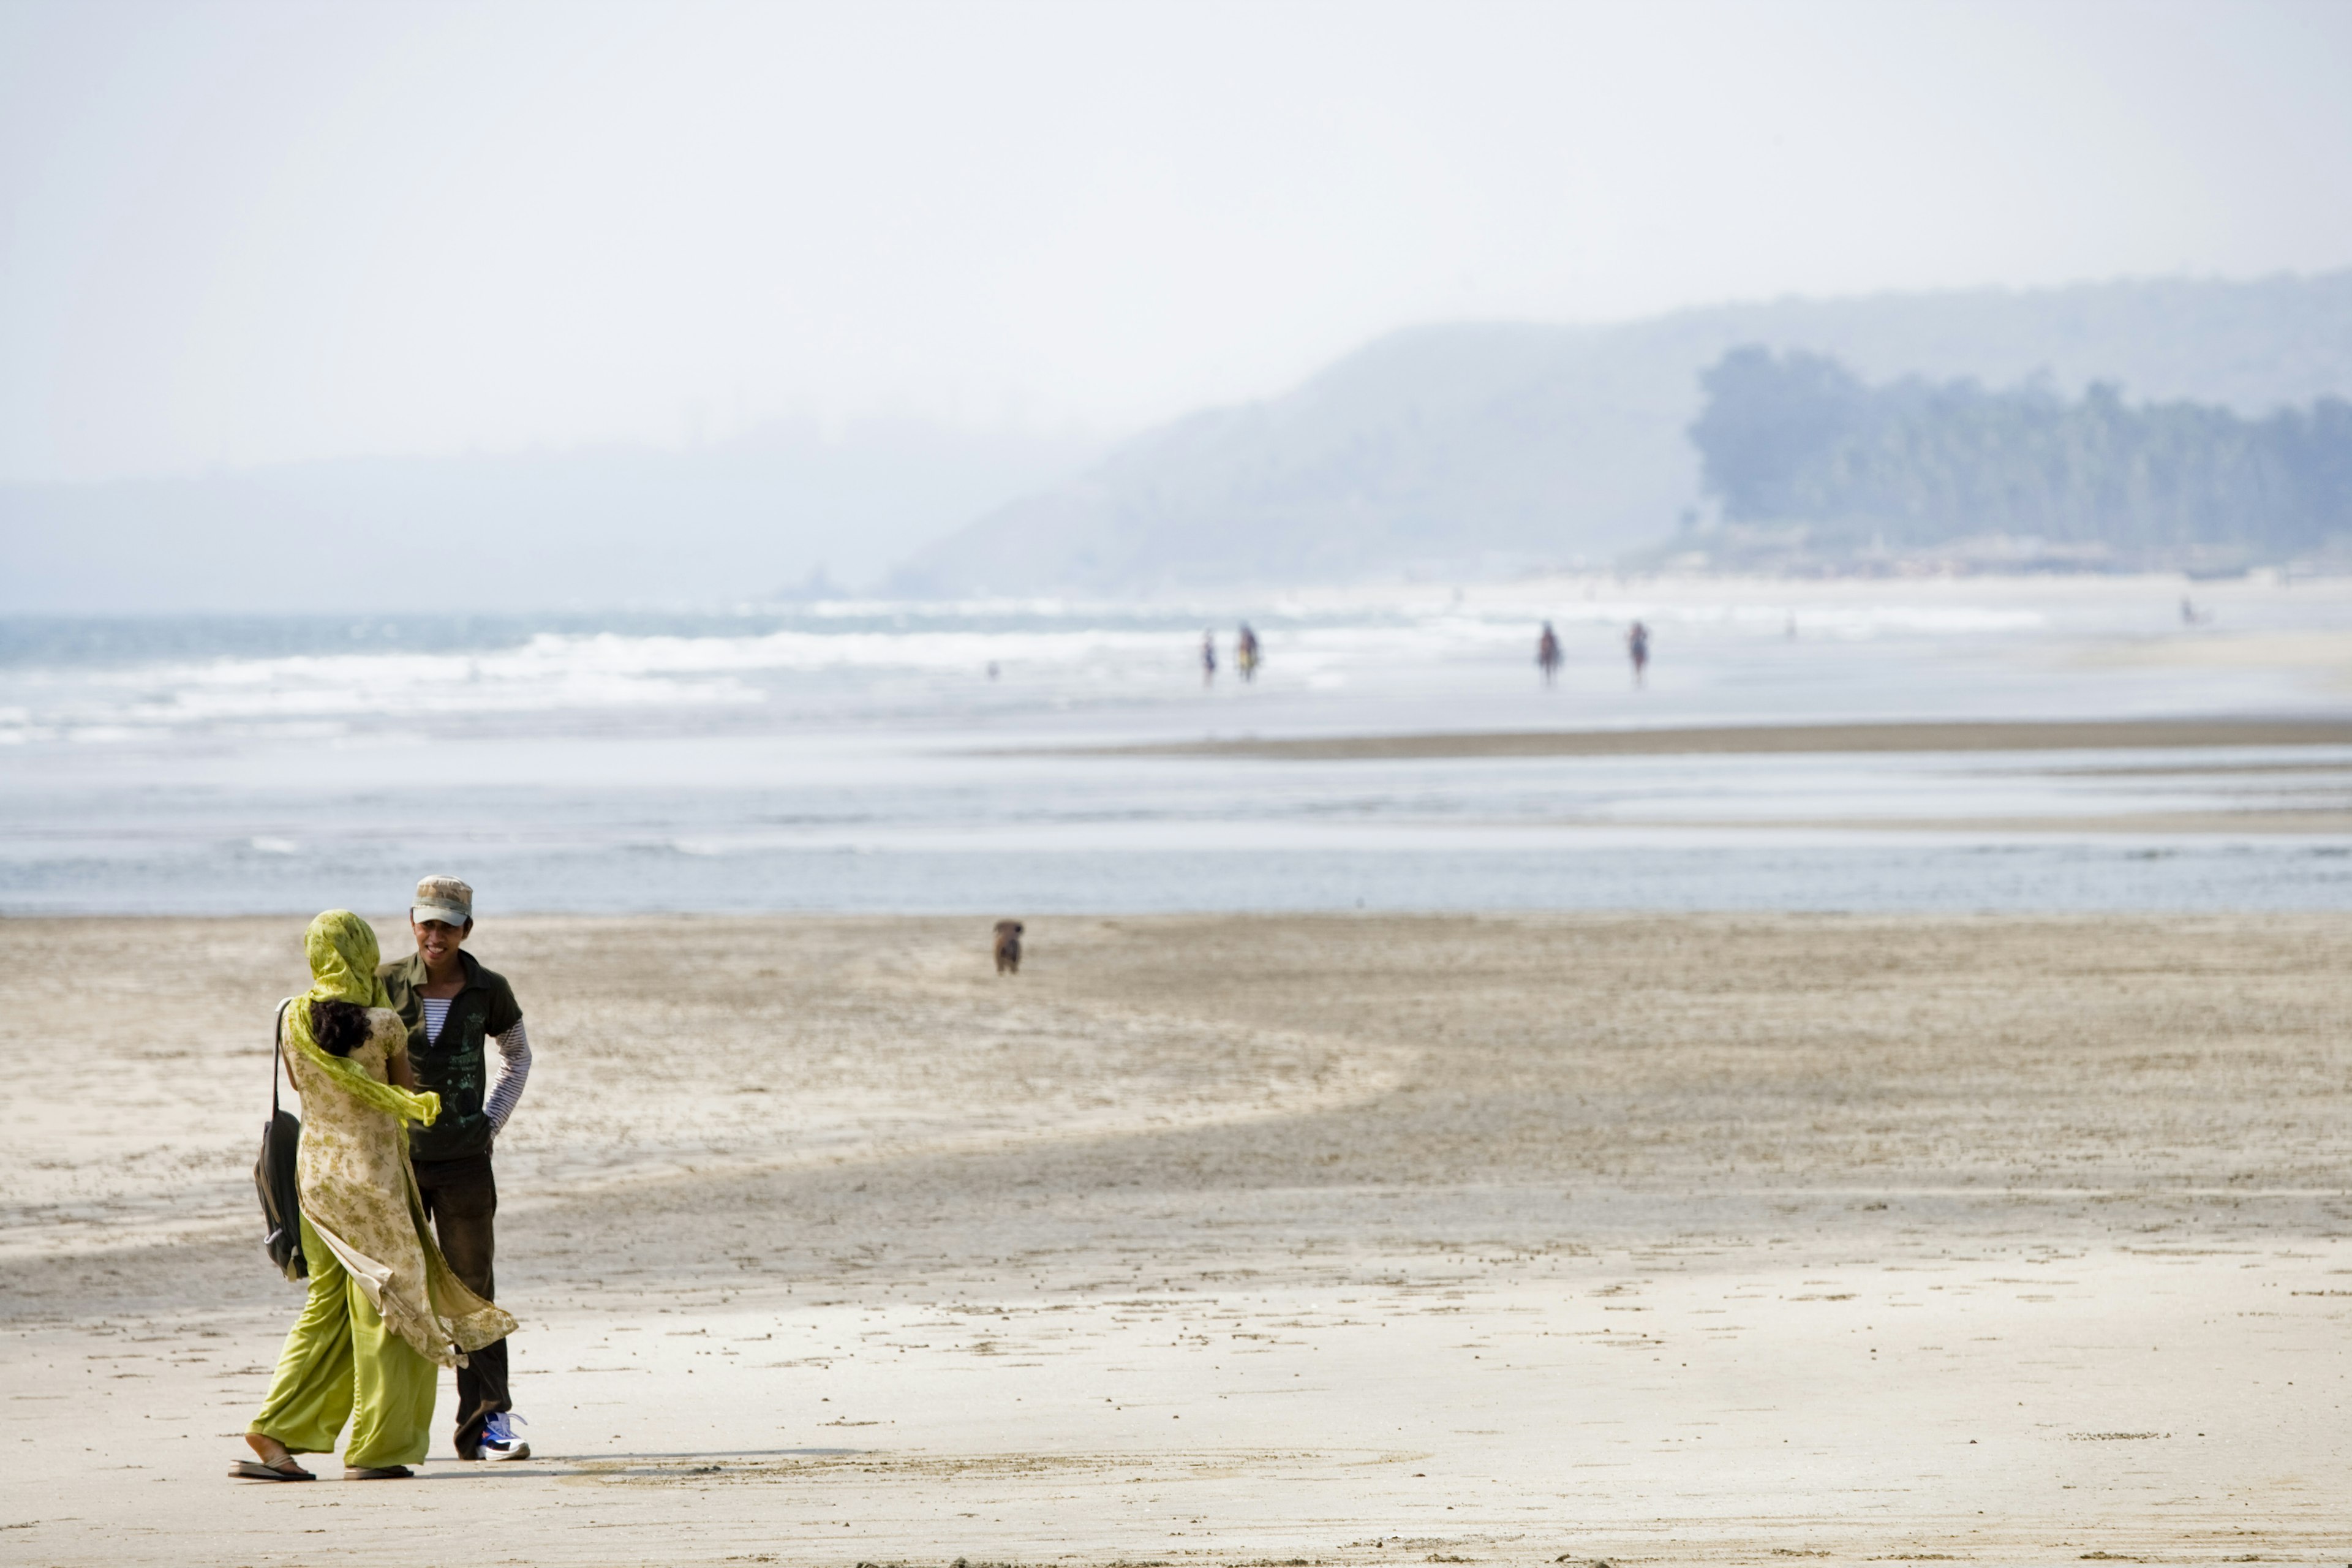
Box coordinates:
[4,575,2350,915]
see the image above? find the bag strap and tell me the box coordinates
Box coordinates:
[273,999,292,1115]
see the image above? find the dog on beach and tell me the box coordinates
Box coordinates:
[993,920,1023,975]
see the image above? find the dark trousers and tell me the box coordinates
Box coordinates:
[411,1152,508,1456]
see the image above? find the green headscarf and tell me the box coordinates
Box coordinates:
[285,910,441,1128]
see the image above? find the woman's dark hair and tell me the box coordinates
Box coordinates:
[309,998,369,1058]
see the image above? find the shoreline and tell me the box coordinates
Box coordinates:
[1068,715,2352,760]
[1603,808,2352,834]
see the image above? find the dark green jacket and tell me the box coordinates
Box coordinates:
[378,949,523,1163]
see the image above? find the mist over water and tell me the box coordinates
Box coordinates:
[6,575,2348,916]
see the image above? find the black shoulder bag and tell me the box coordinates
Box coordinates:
[254,1000,307,1281]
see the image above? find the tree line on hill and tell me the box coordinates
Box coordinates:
[1688,345,2352,559]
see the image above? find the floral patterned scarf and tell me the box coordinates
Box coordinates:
[284,910,441,1128]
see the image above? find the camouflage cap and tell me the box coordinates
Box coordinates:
[411,875,473,927]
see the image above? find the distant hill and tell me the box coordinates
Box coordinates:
[0,421,1099,614]
[892,271,2352,594]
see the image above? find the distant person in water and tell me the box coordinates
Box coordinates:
[1200,631,1217,686]
[1626,620,1650,688]
[1235,624,1261,683]
[1536,622,1562,687]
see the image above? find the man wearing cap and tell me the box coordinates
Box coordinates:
[379,875,533,1462]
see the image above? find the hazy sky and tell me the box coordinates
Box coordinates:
[4,0,2350,482]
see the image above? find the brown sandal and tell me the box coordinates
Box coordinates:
[343,1464,413,1480]
[230,1458,314,1482]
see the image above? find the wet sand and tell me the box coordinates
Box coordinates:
[6,913,2351,1566]
[1085,717,2352,761]
[1619,810,2352,834]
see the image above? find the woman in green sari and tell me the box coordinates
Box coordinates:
[234,911,517,1481]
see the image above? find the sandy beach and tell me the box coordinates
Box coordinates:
[6,912,2351,1566]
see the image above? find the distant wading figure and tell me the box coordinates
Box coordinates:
[1536,622,1562,687]
[994,920,1023,974]
[1235,623,1261,683]
[1201,631,1218,686]
[1626,620,1650,688]
[236,911,514,1483]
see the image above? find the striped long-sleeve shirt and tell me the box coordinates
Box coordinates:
[420,997,532,1134]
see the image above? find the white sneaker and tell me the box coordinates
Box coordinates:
[480,1410,530,1461]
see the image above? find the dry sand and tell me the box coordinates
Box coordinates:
[6,913,2351,1567]
[1085,718,2352,761]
